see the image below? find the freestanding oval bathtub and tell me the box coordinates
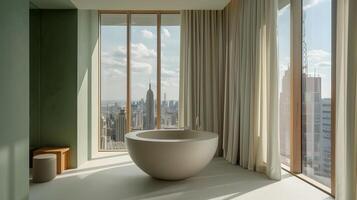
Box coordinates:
[125,129,218,181]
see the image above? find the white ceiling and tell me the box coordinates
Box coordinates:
[31,0,231,10]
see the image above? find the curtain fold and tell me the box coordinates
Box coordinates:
[179,0,281,180]
[222,0,280,180]
[335,0,357,199]
[179,10,226,155]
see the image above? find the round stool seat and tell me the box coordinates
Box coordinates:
[32,154,57,183]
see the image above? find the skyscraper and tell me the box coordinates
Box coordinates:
[144,83,155,130]
[302,75,331,186]
[320,98,331,177]
[302,75,322,176]
[279,69,291,165]
[116,108,126,142]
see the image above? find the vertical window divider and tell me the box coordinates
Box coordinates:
[290,0,303,174]
[98,13,102,152]
[157,14,161,129]
[127,13,132,132]
[331,0,337,196]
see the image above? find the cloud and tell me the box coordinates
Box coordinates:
[303,49,331,78]
[136,83,147,89]
[162,67,179,78]
[161,80,170,87]
[113,69,125,76]
[102,43,157,76]
[308,49,330,58]
[317,61,331,67]
[101,55,126,67]
[278,4,290,17]
[131,43,157,58]
[307,49,331,68]
[102,68,126,79]
[162,28,171,38]
[303,0,327,10]
[132,61,153,74]
[102,45,126,66]
[113,46,126,56]
[141,29,154,39]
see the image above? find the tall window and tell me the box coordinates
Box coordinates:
[278,0,334,192]
[278,0,291,167]
[100,14,127,150]
[99,13,180,151]
[302,0,332,187]
[130,14,158,130]
[160,14,180,129]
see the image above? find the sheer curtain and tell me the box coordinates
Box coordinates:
[179,0,281,180]
[335,0,357,199]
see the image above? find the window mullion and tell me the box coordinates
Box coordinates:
[127,13,132,132]
[290,0,302,173]
[157,14,161,129]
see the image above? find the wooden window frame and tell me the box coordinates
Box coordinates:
[98,11,180,152]
[282,0,336,196]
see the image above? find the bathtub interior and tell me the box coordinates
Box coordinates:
[133,130,217,141]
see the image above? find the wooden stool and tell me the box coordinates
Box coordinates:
[32,154,57,183]
[33,147,70,174]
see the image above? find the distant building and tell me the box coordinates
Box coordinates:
[279,69,291,165]
[301,74,331,186]
[115,109,126,142]
[100,102,127,150]
[302,75,322,176]
[144,83,155,130]
[319,98,331,177]
[100,115,108,150]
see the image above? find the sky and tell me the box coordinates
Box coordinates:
[101,1,331,103]
[101,14,180,103]
[278,0,332,98]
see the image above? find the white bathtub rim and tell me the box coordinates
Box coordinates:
[125,129,218,143]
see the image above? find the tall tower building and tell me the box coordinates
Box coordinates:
[320,98,331,178]
[145,83,155,130]
[279,68,291,164]
[302,75,323,179]
[117,108,126,142]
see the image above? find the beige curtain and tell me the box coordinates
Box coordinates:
[179,0,281,180]
[335,0,357,199]
[222,0,280,180]
[179,10,226,154]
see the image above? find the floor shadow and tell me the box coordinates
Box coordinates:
[61,160,134,175]
[29,158,332,200]
[90,153,129,161]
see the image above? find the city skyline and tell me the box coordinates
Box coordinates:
[100,83,179,150]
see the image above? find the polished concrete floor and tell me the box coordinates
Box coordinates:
[30,154,334,200]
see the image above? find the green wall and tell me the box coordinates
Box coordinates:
[0,0,29,199]
[30,9,96,167]
[30,10,79,168]
[30,9,41,150]
[77,10,92,165]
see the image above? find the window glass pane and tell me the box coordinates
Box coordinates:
[278,1,291,166]
[131,14,157,130]
[302,0,332,187]
[100,14,127,150]
[160,14,180,129]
